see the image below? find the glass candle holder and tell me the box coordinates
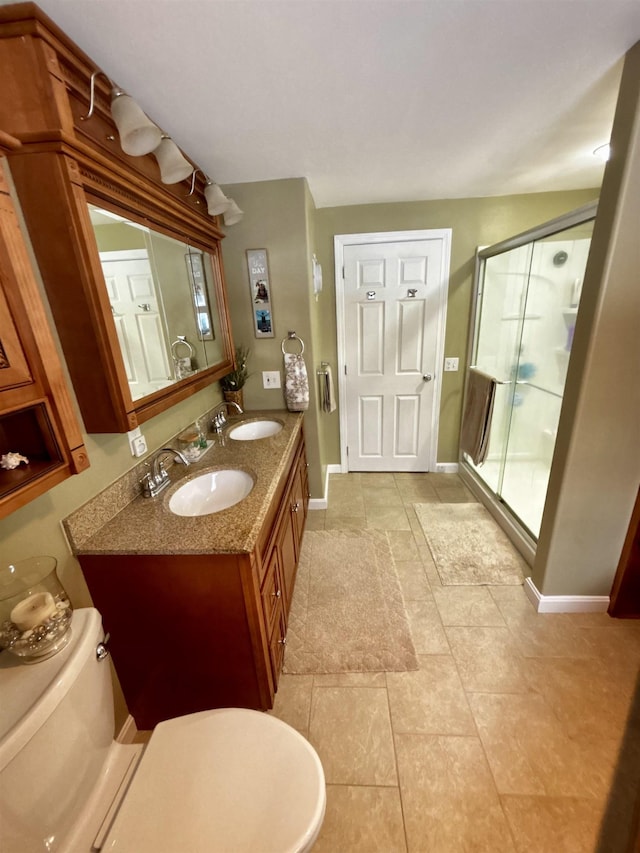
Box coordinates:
[178,424,207,460]
[0,557,73,663]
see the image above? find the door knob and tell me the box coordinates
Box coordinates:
[422,374,433,382]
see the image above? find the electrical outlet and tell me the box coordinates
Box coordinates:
[444,357,459,372]
[127,426,147,457]
[263,370,281,389]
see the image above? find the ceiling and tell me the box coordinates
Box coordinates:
[7,0,640,208]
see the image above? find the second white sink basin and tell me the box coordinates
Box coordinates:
[228,419,283,441]
[169,469,254,517]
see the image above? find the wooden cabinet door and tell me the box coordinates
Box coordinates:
[0,155,88,518]
[261,546,284,639]
[269,609,287,682]
[0,279,32,391]
[277,497,298,615]
[291,453,308,560]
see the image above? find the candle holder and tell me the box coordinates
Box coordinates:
[0,557,73,663]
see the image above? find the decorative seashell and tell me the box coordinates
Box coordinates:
[0,452,29,470]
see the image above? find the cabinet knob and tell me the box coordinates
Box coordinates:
[278,636,287,646]
[272,589,282,599]
[292,502,300,513]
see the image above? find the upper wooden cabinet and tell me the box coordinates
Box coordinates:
[0,3,234,433]
[0,139,89,519]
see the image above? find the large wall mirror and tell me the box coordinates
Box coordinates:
[89,204,225,403]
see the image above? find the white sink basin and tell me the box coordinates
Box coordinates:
[168,469,254,516]
[228,419,283,441]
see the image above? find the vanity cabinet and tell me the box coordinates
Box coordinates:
[259,435,308,681]
[0,141,88,519]
[78,431,309,729]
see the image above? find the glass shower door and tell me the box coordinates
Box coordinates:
[470,243,532,497]
[466,212,594,541]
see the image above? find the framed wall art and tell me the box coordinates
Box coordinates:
[246,248,274,338]
[185,251,214,340]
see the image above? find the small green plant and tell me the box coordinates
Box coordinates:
[220,345,250,391]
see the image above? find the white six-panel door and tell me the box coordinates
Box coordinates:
[99,250,173,401]
[336,231,451,472]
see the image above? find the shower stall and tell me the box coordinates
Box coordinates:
[459,202,597,562]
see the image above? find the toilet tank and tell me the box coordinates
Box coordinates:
[0,608,114,852]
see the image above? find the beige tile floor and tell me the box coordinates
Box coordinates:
[270,472,640,853]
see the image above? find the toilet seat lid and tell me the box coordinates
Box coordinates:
[102,708,326,853]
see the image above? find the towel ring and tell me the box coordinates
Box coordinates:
[171,336,195,360]
[281,331,305,356]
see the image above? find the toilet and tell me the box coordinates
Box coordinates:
[0,608,326,852]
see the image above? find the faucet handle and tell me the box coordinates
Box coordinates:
[140,471,155,498]
[212,411,227,433]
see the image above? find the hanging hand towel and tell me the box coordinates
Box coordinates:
[459,368,497,466]
[321,365,336,413]
[284,353,309,411]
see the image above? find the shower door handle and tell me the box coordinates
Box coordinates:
[422,374,433,382]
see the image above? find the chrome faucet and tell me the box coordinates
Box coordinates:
[211,400,243,433]
[140,447,190,498]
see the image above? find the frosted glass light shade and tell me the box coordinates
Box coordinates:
[154,137,193,183]
[223,199,244,226]
[110,92,162,156]
[204,182,231,216]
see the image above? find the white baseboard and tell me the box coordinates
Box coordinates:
[116,714,138,744]
[435,462,459,473]
[308,464,342,511]
[524,577,610,614]
[308,499,327,510]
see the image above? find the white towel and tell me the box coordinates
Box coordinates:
[321,365,336,413]
[284,353,309,411]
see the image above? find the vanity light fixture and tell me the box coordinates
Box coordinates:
[188,171,242,223]
[82,70,162,156]
[154,135,193,184]
[204,182,232,216]
[593,142,611,161]
[223,199,244,226]
[110,92,162,156]
[83,70,242,223]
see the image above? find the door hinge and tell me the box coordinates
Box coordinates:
[346,446,349,456]
[344,364,347,375]
[342,265,345,279]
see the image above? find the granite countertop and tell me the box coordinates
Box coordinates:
[68,411,304,556]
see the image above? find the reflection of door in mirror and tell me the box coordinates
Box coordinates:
[89,203,225,405]
[99,250,173,401]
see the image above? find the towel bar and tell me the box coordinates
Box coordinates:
[469,365,511,385]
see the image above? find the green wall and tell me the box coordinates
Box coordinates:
[0,172,604,643]
[533,41,640,597]
[219,182,598,497]
[313,189,599,467]
[219,178,325,498]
